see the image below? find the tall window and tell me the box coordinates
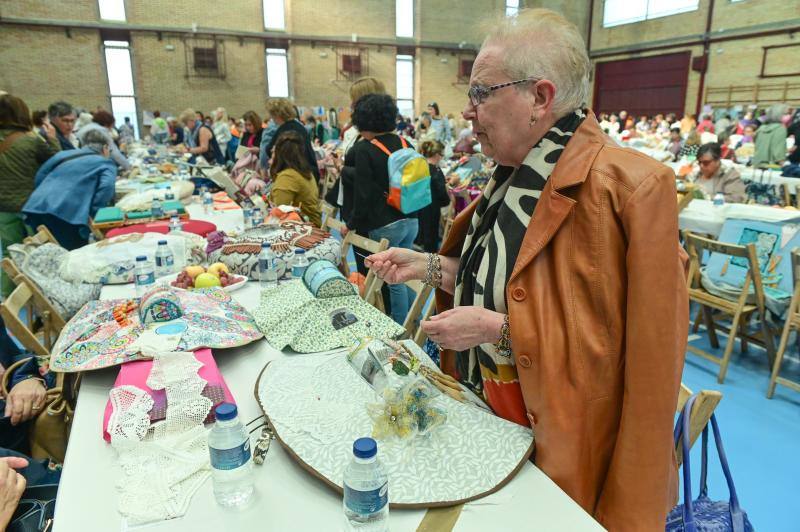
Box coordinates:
[396,0,414,38]
[505,0,520,17]
[103,40,139,137]
[396,54,414,117]
[603,0,698,27]
[263,0,285,30]
[98,0,126,21]
[266,48,289,97]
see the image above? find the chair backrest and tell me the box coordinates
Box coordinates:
[339,232,389,310]
[0,278,61,358]
[320,202,340,233]
[675,383,723,466]
[413,298,436,346]
[401,280,433,340]
[677,190,694,213]
[683,230,766,315]
[1,258,67,331]
[24,225,59,247]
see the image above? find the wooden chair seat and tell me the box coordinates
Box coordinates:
[687,288,757,315]
[767,249,800,397]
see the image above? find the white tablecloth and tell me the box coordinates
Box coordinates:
[53,282,604,532]
[665,161,800,194]
[185,201,244,234]
[679,200,800,237]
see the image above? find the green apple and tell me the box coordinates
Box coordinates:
[194,272,222,289]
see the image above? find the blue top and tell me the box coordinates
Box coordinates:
[215,402,237,421]
[353,437,377,459]
[23,148,117,227]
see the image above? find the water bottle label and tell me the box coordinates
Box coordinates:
[136,272,155,285]
[155,255,175,268]
[344,482,388,515]
[210,440,251,471]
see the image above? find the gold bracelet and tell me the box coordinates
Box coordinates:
[423,253,442,288]
[495,314,512,358]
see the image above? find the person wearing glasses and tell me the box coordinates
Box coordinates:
[366,8,687,531]
[692,142,746,203]
[47,101,77,151]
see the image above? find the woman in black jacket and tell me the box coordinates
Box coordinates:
[264,98,319,181]
[344,94,418,324]
[415,140,450,252]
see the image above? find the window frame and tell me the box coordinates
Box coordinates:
[266,47,290,98]
[396,0,414,38]
[602,0,699,28]
[263,0,286,31]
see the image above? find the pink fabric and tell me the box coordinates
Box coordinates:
[102,348,234,442]
[106,220,217,238]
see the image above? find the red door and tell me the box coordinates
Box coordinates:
[592,51,690,117]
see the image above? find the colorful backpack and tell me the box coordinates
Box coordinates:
[371,136,432,214]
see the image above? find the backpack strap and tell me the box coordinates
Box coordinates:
[370,138,393,157]
[399,136,408,149]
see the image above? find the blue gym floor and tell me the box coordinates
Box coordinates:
[682,323,800,531]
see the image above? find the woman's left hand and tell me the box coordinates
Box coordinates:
[5,379,46,425]
[248,147,260,154]
[421,306,505,352]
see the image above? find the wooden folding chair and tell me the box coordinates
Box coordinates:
[23,225,59,247]
[684,230,776,383]
[677,186,695,213]
[767,248,800,398]
[414,300,436,347]
[675,383,723,467]
[1,277,65,358]
[401,280,433,340]
[340,232,389,311]
[319,202,340,233]
[1,258,67,337]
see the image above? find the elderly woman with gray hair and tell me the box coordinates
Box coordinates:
[367,8,687,530]
[752,104,788,167]
[23,129,116,250]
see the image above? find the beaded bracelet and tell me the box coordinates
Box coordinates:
[495,314,512,358]
[423,253,443,288]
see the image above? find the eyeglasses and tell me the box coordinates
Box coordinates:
[697,158,717,166]
[467,78,539,107]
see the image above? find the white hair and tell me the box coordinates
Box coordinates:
[482,8,590,117]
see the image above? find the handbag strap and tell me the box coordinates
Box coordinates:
[702,414,748,532]
[675,394,698,531]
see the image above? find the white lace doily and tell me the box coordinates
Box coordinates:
[257,341,534,506]
[109,351,213,525]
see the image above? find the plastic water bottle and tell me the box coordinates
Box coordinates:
[151,197,164,219]
[165,186,175,201]
[243,208,252,229]
[258,243,278,290]
[154,240,175,278]
[291,249,309,279]
[251,207,263,228]
[203,191,214,215]
[168,216,183,233]
[208,403,254,508]
[134,256,155,297]
[713,192,725,207]
[343,437,388,531]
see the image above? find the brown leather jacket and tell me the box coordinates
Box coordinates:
[437,112,688,531]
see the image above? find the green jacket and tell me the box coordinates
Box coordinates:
[0,128,60,212]
[752,123,787,167]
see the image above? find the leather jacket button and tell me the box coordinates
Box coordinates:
[527,412,537,427]
[518,354,532,368]
[512,287,526,301]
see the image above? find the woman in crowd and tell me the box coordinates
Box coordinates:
[678,129,702,158]
[736,111,755,134]
[366,9,686,530]
[346,93,419,324]
[416,140,451,253]
[240,111,264,155]
[0,94,60,297]
[76,110,130,171]
[666,127,684,160]
[23,128,116,250]
[178,108,225,164]
[696,114,715,134]
[680,113,697,135]
[263,98,319,180]
[31,110,49,139]
[269,132,322,227]
[692,142,746,202]
[454,128,477,155]
[212,107,232,161]
[752,104,788,167]
[47,101,77,151]
[150,111,169,144]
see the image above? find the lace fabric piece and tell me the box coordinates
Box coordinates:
[109,351,213,525]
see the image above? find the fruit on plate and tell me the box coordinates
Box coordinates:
[206,262,229,277]
[184,265,205,279]
[194,272,222,288]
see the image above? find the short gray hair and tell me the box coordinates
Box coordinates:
[82,129,107,154]
[482,8,590,117]
[48,101,75,119]
[764,104,788,125]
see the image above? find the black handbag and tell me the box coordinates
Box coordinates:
[7,484,58,532]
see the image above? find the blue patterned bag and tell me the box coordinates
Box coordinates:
[666,395,754,532]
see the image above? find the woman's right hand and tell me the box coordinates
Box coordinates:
[365,248,427,285]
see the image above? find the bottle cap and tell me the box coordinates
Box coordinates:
[158,240,167,245]
[295,249,305,254]
[215,402,237,421]
[261,242,271,248]
[353,437,377,459]
[136,255,147,261]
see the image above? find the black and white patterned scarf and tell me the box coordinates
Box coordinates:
[454,109,586,391]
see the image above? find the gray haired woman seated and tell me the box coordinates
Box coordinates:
[22,129,117,250]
